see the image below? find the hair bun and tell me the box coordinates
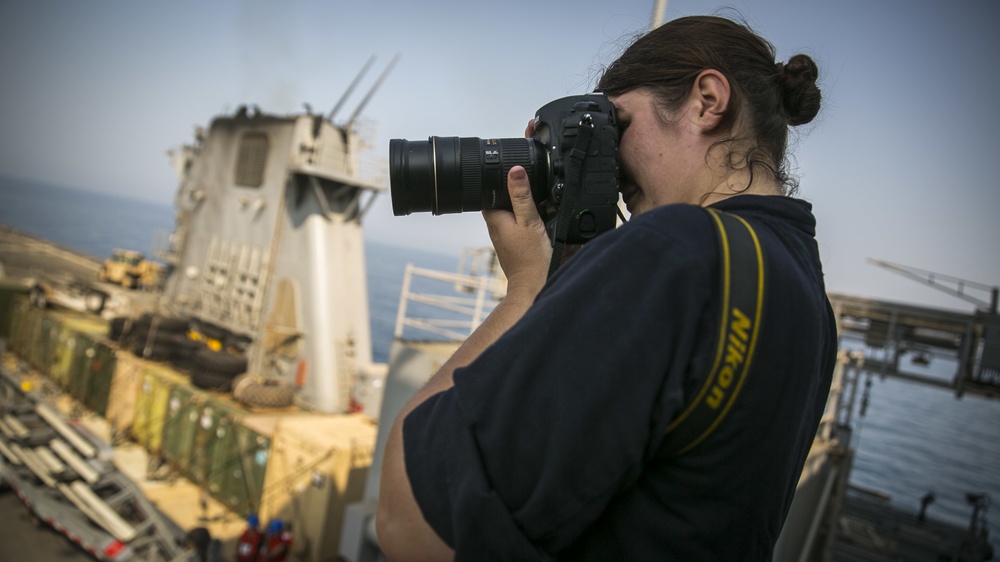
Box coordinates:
[778,54,821,126]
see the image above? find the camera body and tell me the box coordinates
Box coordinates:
[389,94,620,244]
[530,94,620,243]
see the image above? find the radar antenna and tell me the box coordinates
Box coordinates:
[327,55,377,122]
[868,258,998,314]
[346,54,400,130]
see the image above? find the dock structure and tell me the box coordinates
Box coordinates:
[830,291,1000,399]
[772,289,998,561]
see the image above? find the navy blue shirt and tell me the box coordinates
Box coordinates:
[403,195,837,561]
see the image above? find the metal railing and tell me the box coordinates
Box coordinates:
[393,262,505,342]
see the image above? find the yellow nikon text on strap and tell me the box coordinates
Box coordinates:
[659,208,766,457]
[706,306,753,410]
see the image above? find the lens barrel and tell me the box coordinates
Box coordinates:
[389,136,546,216]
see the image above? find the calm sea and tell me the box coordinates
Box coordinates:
[1,176,997,549]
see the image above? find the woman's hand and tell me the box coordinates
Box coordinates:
[483,164,552,299]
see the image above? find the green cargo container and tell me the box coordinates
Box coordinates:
[161,383,202,479]
[19,303,39,366]
[43,310,108,396]
[20,305,52,372]
[208,418,271,516]
[6,297,27,355]
[132,366,177,454]
[39,312,58,373]
[55,312,110,403]
[0,283,28,340]
[65,331,95,403]
[82,340,116,416]
[50,321,80,389]
[190,396,243,487]
[6,297,34,357]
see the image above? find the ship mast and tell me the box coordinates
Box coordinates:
[650,0,668,30]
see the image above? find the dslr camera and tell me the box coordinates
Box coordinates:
[389,94,619,244]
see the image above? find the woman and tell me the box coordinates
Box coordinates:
[378,15,836,561]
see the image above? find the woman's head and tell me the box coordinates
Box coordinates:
[598,15,821,196]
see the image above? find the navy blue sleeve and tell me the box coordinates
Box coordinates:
[403,205,720,556]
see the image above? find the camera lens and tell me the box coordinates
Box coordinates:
[389,136,547,216]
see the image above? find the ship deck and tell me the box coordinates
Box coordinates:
[0,224,101,281]
[0,225,160,315]
[1,223,994,561]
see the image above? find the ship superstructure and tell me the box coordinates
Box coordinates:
[160,104,385,414]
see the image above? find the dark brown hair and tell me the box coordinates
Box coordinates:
[597,15,821,194]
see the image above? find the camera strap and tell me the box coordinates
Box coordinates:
[657,208,767,457]
[548,116,595,278]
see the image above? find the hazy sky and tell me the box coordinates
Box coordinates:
[1,0,998,311]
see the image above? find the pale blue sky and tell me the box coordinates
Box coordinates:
[1,0,998,311]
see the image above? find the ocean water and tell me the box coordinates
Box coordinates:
[1,175,997,549]
[848,371,1000,537]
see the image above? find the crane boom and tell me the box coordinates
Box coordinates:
[868,258,998,313]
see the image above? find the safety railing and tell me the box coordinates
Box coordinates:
[393,258,506,343]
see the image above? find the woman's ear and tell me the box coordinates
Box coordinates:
[690,69,731,133]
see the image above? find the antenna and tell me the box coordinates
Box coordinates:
[327,55,377,122]
[346,54,400,130]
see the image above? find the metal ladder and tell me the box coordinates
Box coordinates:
[0,359,189,562]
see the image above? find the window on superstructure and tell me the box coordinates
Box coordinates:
[234,133,269,187]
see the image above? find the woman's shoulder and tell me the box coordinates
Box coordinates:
[543,203,720,302]
[633,202,714,222]
[617,203,717,245]
[563,203,718,276]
